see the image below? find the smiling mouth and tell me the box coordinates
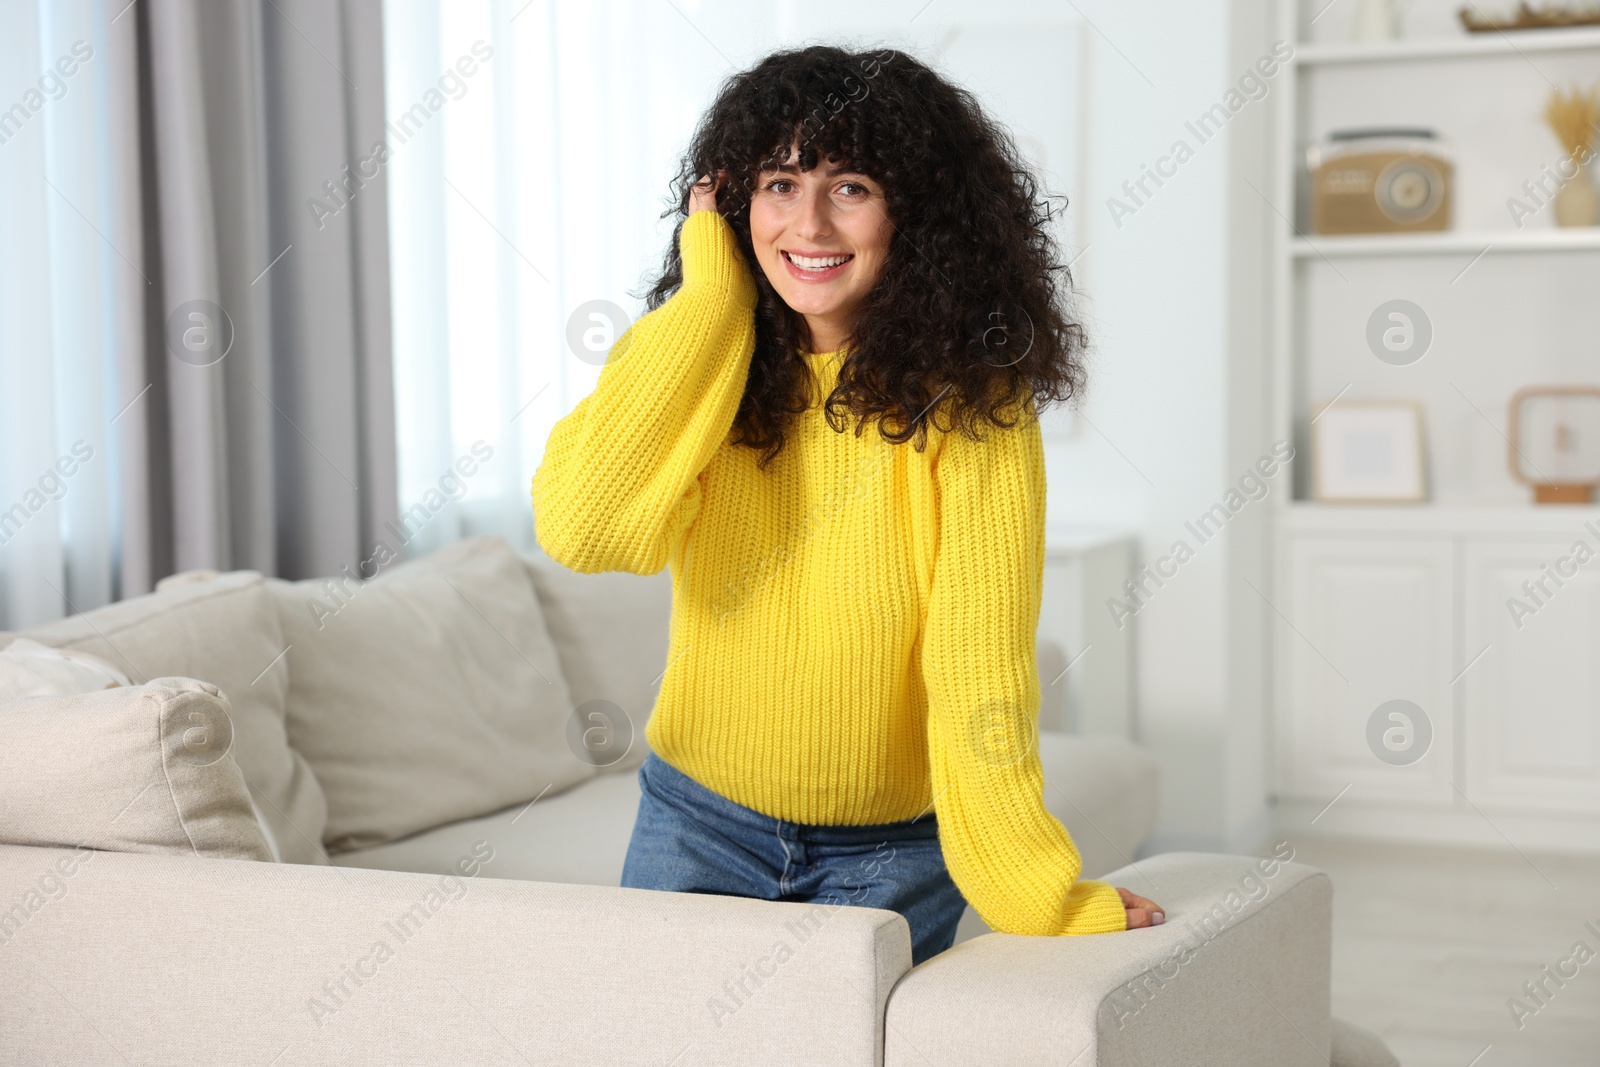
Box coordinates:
[781,250,854,280]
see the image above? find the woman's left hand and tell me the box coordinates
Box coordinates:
[1115,886,1165,929]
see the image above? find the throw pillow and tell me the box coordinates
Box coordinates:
[13,572,330,865]
[0,677,274,861]
[268,535,594,853]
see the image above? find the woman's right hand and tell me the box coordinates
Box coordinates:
[688,171,725,215]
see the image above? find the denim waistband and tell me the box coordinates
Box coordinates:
[639,750,940,844]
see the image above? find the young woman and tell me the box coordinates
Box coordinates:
[531,44,1162,966]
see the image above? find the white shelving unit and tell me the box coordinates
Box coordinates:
[1292,227,1600,255]
[1296,23,1600,63]
[1268,0,1600,852]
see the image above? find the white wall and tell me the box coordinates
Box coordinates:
[1046,0,1280,854]
[1037,0,1238,851]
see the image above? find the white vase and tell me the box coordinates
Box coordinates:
[1554,159,1600,227]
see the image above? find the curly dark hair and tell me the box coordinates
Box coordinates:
[641,43,1089,468]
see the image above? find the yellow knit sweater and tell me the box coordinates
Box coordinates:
[531,209,1126,937]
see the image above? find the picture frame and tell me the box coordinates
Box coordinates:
[1311,399,1427,504]
[1507,385,1600,503]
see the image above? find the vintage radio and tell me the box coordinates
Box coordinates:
[1307,128,1453,234]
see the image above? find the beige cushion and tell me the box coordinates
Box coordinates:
[11,573,329,865]
[268,536,594,853]
[519,540,672,774]
[335,769,641,886]
[0,678,273,861]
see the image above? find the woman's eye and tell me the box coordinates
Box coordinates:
[763,179,793,194]
[839,181,870,197]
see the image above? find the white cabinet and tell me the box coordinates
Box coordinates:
[1462,538,1600,815]
[1277,510,1600,832]
[1280,536,1455,805]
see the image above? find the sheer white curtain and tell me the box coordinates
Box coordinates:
[0,0,138,629]
[382,0,741,559]
[381,3,1089,564]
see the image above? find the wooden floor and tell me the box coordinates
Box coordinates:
[1287,837,1600,1067]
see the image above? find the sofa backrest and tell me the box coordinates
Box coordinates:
[2,535,674,862]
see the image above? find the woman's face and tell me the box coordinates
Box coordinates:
[746,142,893,353]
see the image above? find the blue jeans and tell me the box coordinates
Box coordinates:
[620,751,969,966]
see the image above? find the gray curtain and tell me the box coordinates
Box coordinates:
[117,0,396,594]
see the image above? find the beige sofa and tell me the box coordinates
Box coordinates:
[0,535,1333,1065]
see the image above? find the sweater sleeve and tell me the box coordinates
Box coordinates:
[920,401,1128,937]
[530,210,758,575]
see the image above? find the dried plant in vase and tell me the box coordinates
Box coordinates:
[1461,3,1600,31]
[1545,80,1600,226]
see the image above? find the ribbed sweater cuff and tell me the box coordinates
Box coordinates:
[1066,880,1130,935]
[680,210,758,310]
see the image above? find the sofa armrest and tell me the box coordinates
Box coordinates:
[0,843,911,1066]
[885,851,1332,1067]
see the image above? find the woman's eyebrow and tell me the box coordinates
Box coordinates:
[767,162,860,177]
